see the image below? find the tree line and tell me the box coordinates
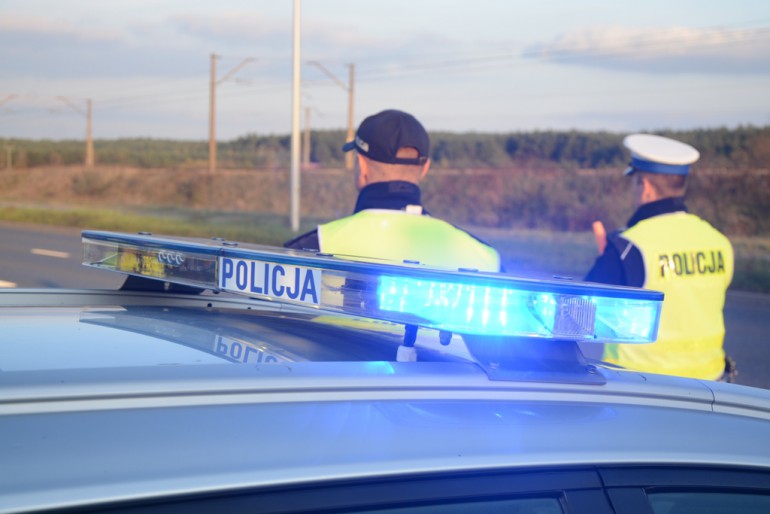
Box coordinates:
[4,125,770,170]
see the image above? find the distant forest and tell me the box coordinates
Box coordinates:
[4,125,769,239]
[4,125,770,170]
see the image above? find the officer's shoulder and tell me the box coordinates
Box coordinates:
[437,219,497,252]
[606,231,633,251]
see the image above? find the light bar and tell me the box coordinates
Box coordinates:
[82,230,662,343]
[82,232,219,290]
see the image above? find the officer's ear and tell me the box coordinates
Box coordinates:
[640,176,660,204]
[356,153,370,190]
[419,159,431,181]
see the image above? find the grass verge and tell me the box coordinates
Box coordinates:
[0,204,311,247]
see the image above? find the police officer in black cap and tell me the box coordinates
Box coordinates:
[284,109,500,272]
[586,134,734,380]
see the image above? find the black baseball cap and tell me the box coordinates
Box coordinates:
[342,109,430,165]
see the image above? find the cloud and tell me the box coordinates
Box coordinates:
[0,14,122,44]
[167,11,290,45]
[165,10,437,64]
[0,7,467,85]
[527,25,770,75]
[0,12,216,79]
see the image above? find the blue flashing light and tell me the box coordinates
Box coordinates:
[594,297,661,343]
[378,276,563,337]
[377,276,660,342]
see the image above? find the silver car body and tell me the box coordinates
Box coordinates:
[2,232,770,513]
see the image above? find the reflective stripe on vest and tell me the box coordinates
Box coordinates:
[603,212,734,379]
[318,209,500,272]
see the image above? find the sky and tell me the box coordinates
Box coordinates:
[1,0,770,141]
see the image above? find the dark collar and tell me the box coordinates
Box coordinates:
[627,197,688,228]
[353,181,423,213]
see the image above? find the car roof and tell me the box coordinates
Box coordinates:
[0,288,475,369]
[2,232,770,513]
[3,287,770,513]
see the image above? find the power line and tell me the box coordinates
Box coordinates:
[4,21,769,138]
[18,23,770,114]
[347,26,770,82]
[25,23,766,116]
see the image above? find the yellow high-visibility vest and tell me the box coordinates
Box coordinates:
[603,212,733,379]
[318,208,500,272]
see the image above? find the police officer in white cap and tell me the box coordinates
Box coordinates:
[285,109,500,272]
[586,134,734,380]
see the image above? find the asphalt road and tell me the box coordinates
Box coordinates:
[1,222,768,389]
[0,222,124,289]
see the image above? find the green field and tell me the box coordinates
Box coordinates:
[1,204,767,293]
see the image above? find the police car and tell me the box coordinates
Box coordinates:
[1,230,770,514]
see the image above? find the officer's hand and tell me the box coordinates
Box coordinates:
[592,221,607,255]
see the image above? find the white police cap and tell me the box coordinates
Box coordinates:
[623,134,700,176]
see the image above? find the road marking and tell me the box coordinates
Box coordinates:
[0,280,17,288]
[31,248,70,259]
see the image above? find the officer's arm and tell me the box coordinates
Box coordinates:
[584,234,644,287]
[584,232,628,286]
[585,242,625,285]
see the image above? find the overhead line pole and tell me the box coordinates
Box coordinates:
[209,53,218,174]
[56,96,94,169]
[345,63,355,171]
[303,106,311,169]
[290,0,302,231]
[85,99,94,168]
[307,60,356,170]
[2,95,19,169]
[209,54,255,174]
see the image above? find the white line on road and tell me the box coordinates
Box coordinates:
[0,280,18,288]
[31,248,71,259]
